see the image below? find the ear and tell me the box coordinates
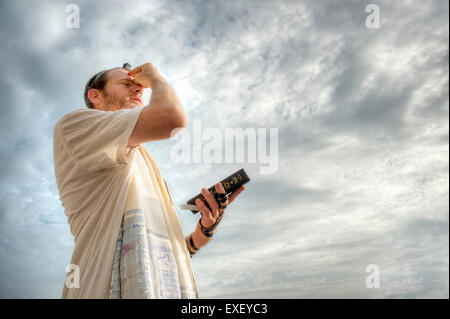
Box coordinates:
[87,88,103,107]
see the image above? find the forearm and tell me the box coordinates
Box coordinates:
[148,76,186,125]
[185,222,217,256]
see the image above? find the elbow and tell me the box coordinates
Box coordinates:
[172,110,187,129]
[166,111,187,139]
[177,114,187,128]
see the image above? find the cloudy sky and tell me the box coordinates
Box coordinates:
[0,0,448,298]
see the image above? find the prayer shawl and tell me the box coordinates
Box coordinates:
[53,107,198,298]
[109,145,197,298]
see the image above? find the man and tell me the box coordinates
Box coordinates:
[52,62,245,298]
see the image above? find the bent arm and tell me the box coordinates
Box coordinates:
[147,75,186,127]
[128,75,186,147]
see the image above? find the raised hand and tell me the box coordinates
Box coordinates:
[196,182,246,229]
[128,62,161,88]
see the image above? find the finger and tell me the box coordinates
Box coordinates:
[215,182,226,194]
[201,188,219,218]
[228,185,245,204]
[133,73,151,88]
[128,65,143,76]
[228,185,246,204]
[196,198,214,227]
[215,183,229,211]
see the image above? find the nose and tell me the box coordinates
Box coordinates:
[132,83,144,95]
[128,75,144,94]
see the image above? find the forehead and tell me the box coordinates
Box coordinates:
[107,68,132,82]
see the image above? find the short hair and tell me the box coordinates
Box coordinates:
[84,63,132,109]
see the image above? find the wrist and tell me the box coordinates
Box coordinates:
[194,222,215,247]
[185,222,217,257]
[150,74,167,87]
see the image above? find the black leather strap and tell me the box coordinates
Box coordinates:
[189,234,200,251]
[216,192,229,209]
[199,219,215,237]
[186,237,197,257]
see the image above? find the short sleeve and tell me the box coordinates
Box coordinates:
[57,107,144,174]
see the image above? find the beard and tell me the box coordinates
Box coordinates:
[101,91,137,110]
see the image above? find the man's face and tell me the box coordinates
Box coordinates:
[95,68,144,111]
